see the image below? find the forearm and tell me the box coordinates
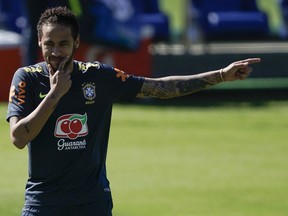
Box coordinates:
[138,70,223,99]
[10,92,61,149]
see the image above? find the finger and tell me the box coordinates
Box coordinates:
[237,72,249,80]
[236,67,252,79]
[235,58,261,65]
[231,62,249,71]
[236,71,248,80]
[232,59,259,72]
[238,66,252,75]
[58,56,69,73]
[243,58,261,65]
[47,63,55,76]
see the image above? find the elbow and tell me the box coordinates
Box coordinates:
[9,116,29,149]
[15,144,26,149]
[11,137,27,149]
[10,133,28,149]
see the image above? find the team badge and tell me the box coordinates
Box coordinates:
[82,82,96,104]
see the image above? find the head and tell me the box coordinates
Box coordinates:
[37,6,80,71]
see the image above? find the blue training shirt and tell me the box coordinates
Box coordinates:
[6,60,144,206]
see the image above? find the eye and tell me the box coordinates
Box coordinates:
[60,42,70,47]
[43,42,53,48]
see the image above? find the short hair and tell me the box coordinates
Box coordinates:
[37,6,79,40]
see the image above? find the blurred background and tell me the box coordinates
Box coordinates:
[1,2,288,215]
[0,0,288,101]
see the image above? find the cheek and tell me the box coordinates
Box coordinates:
[41,46,50,56]
[65,46,75,55]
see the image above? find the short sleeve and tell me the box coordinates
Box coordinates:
[6,69,35,122]
[95,63,144,102]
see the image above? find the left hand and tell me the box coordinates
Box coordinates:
[222,58,261,81]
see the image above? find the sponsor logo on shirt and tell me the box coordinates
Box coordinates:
[54,113,88,140]
[114,68,129,82]
[9,81,26,104]
[57,139,87,151]
[39,92,47,99]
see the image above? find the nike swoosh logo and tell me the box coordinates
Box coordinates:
[39,92,47,99]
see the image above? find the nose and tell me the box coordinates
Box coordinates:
[51,46,61,56]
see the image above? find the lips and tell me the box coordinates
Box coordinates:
[48,57,63,70]
[49,57,63,64]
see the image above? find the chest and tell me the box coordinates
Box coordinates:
[31,74,113,144]
[32,74,112,110]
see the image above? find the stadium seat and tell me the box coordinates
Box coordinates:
[190,0,269,41]
[279,0,288,39]
[0,0,27,33]
[131,0,170,42]
[280,0,288,17]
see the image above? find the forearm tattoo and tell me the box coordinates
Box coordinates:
[24,123,30,133]
[140,72,221,99]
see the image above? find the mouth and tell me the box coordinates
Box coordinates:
[47,55,72,72]
[49,57,63,64]
[47,57,64,70]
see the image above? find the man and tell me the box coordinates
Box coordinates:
[23,0,70,65]
[7,6,260,216]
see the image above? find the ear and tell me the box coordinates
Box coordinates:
[75,35,80,48]
[38,41,42,47]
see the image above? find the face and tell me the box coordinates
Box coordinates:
[38,23,79,72]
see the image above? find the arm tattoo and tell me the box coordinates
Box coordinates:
[140,80,177,98]
[24,123,30,133]
[139,72,221,99]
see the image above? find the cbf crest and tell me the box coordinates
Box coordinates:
[82,82,96,104]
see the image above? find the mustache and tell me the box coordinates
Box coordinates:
[49,57,64,62]
[48,56,72,70]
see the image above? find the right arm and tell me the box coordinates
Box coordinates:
[10,57,71,149]
[137,58,261,99]
[10,91,62,149]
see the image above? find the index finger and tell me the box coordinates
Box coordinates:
[58,56,69,73]
[237,58,261,65]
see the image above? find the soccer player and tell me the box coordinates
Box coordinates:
[7,6,261,216]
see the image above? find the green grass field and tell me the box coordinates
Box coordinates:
[1,98,288,216]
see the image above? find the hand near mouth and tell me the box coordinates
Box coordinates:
[47,56,72,75]
[48,56,72,100]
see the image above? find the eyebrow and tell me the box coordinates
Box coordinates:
[43,39,71,44]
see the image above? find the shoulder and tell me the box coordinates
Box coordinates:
[74,60,109,73]
[15,62,48,78]
[74,60,131,80]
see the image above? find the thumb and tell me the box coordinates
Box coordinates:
[233,62,249,70]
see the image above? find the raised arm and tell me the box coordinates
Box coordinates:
[137,58,261,99]
[9,57,72,149]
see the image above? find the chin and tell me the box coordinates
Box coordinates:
[50,63,60,71]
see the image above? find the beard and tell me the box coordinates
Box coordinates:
[63,54,73,70]
[47,48,76,72]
